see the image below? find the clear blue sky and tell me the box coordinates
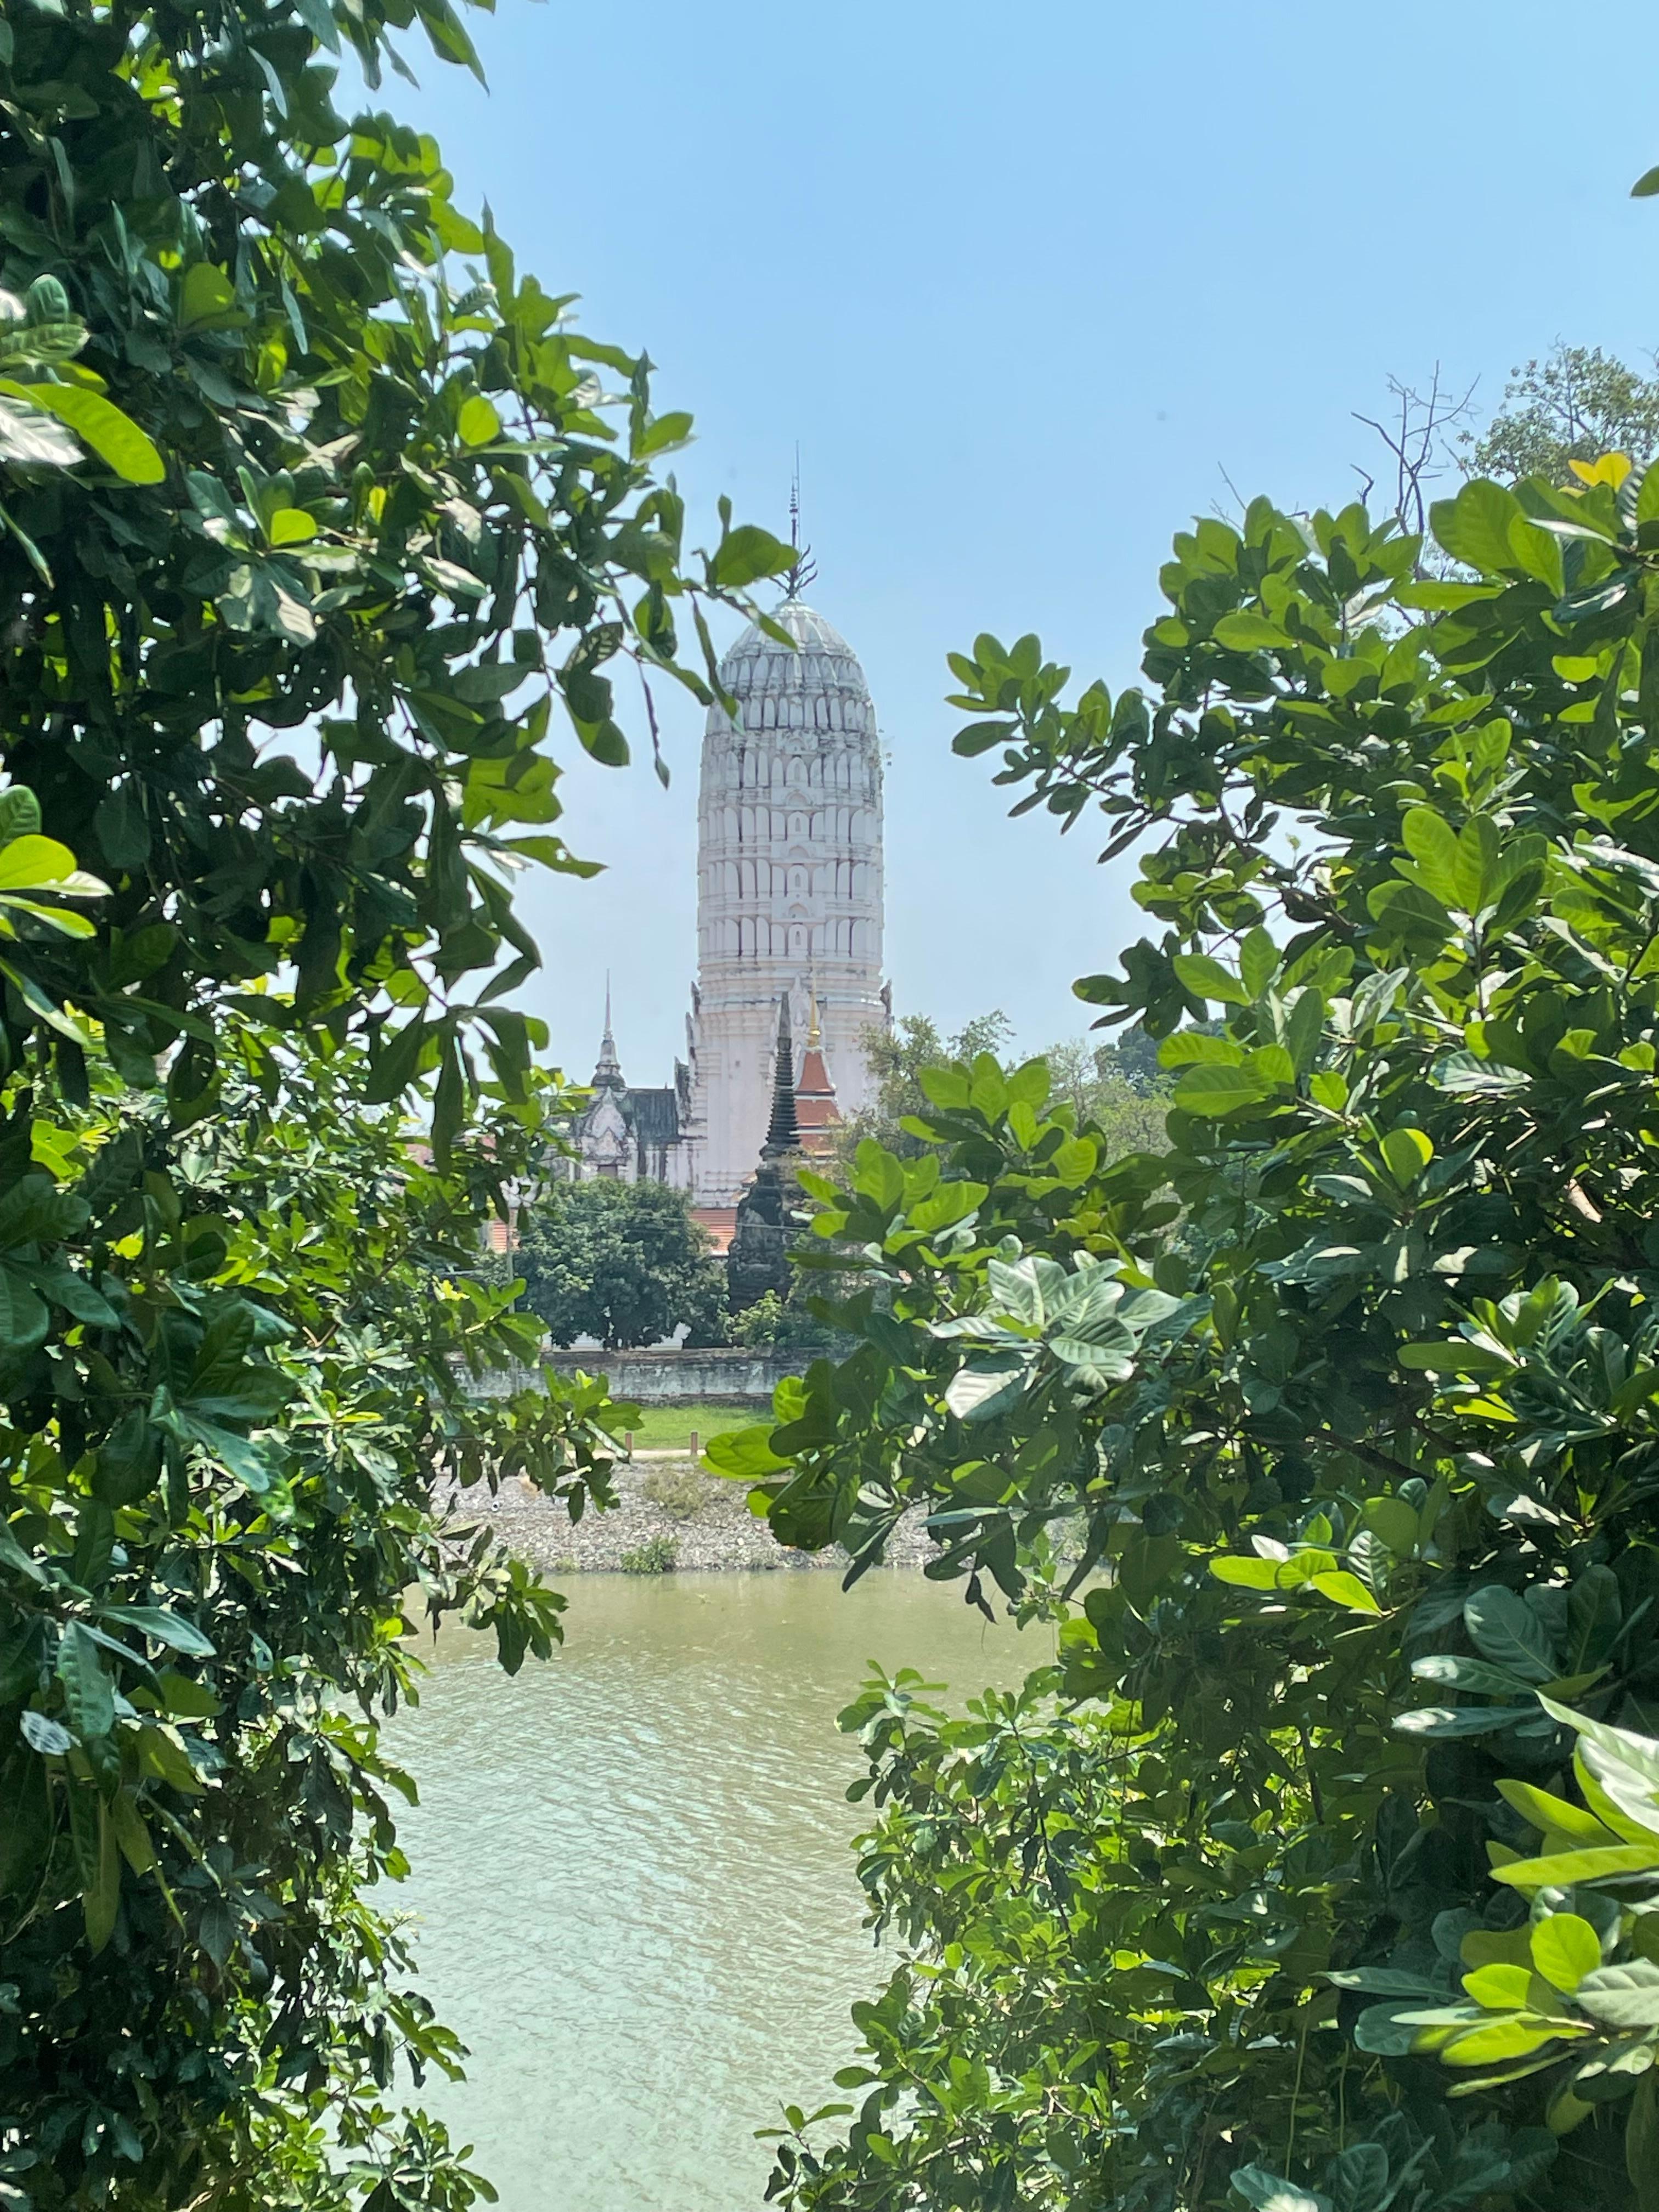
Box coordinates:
[390,0,1659,1085]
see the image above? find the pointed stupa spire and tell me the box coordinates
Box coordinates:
[591,973,625,1091]
[763,994,802,1155]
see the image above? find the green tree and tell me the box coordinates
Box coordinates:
[837,1011,1013,1159]
[0,4,792,2209]
[516,1180,727,1349]
[1466,342,1659,482]
[721,454,1659,2205]
[1040,1028,1170,1159]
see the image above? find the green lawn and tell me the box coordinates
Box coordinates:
[620,1401,758,1453]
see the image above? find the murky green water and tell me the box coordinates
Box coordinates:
[391,1571,1045,2212]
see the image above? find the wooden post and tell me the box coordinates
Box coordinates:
[624,1431,634,1457]
[689,1429,700,1460]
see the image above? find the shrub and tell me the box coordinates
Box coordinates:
[618,1533,679,1576]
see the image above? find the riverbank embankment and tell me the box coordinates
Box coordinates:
[438,1454,940,1574]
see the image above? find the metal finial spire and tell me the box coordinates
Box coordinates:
[806,970,822,1049]
[785,445,817,601]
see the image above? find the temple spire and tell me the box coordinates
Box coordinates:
[783,447,817,601]
[591,974,624,1091]
[762,994,802,1155]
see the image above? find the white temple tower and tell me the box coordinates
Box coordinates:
[685,597,888,1204]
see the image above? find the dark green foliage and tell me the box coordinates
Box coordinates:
[516,1179,727,1350]
[729,1285,842,1352]
[736,447,1659,2205]
[0,2,791,2207]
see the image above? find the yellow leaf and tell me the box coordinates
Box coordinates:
[1569,452,1633,488]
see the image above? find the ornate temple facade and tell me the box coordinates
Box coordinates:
[568,594,887,1217]
[680,595,888,1203]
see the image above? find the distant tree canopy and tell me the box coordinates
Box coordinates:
[1040,1029,1171,1159]
[1467,342,1659,482]
[516,1181,727,1349]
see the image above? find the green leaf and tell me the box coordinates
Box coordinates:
[1211,613,1294,653]
[1172,1063,1270,1118]
[1577,1961,1659,2028]
[1310,1569,1381,1614]
[81,1796,120,1954]
[1210,1556,1283,1590]
[710,524,795,589]
[1530,1914,1603,1994]
[1228,2165,1328,2212]
[1442,2017,1569,2067]
[1379,1126,1432,1185]
[1431,478,1525,574]
[1493,1843,1659,1887]
[1498,1778,1618,1844]
[1464,1586,1558,1683]
[98,1605,215,1659]
[266,507,315,545]
[57,1621,115,1742]
[945,1354,1030,1422]
[1172,952,1248,1005]
[0,381,163,484]
[179,263,242,332]
[0,1267,48,1353]
[458,393,501,447]
[1361,1496,1419,1556]
[1402,808,1462,907]
[0,833,106,898]
[0,391,80,469]
[702,1425,792,1479]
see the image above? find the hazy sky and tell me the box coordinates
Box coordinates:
[390,0,1659,1084]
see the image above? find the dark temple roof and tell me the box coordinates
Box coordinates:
[623,1087,681,1148]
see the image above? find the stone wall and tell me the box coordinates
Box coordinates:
[469,1346,810,1404]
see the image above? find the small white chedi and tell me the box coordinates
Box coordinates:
[567,593,890,1211]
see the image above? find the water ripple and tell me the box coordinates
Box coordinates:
[389,1571,1039,2211]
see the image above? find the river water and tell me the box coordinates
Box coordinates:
[391,1570,1047,2212]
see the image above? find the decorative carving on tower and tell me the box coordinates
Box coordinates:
[685,594,888,1203]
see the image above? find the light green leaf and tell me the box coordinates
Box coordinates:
[1311,1570,1381,1614]
[1530,1914,1603,1994]
[0,381,163,484]
[1402,808,1463,907]
[457,393,501,447]
[703,1425,792,1479]
[1493,1843,1659,1887]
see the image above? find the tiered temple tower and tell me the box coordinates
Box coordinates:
[685,597,887,1204]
